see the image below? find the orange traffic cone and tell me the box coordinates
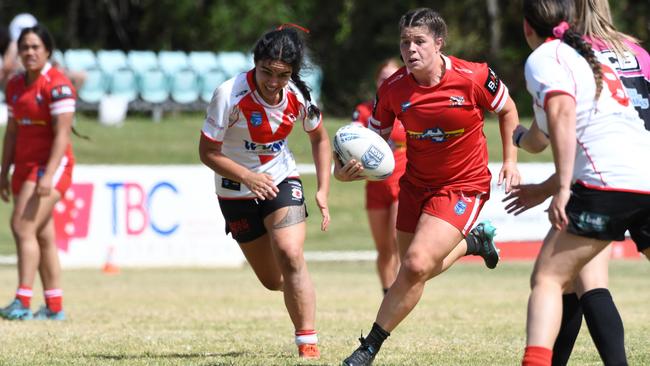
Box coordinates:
[102,246,120,274]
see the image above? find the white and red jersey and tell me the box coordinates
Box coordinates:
[202,69,322,198]
[369,55,509,193]
[588,37,650,129]
[5,62,76,166]
[525,39,650,193]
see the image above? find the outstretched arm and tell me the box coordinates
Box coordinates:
[307,124,331,231]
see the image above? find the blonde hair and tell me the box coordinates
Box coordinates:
[574,0,639,58]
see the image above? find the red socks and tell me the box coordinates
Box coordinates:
[16,286,33,308]
[44,288,63,313]
[294,329,318,345]
[522,346,552,366]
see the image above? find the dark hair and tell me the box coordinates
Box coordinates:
[523,0,602,99]
[399,8,448,45]
[252,27,320,119]
[0,27,10,55]
[17,23,54,59]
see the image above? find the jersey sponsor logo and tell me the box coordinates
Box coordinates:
[221,178,241,191]
[454,199,467,215]
[361,145,385,169]
[449,96,465,107]
[484,67,501,96]
[290,185,303,201]
[51,85,73,101]
[626,87,649,110]
[250,111,263,126]
[235,89,249,98]
[243,139,285,154]
[401,101,411,112]
[407,127,465,142]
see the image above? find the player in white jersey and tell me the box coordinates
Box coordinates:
[198,25,331,360]
[507,2,650,365]
[508,1,650,365]
[516,1,650,365]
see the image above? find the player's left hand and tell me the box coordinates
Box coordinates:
[502,183,551,215]
[315,189,330,231]
[36,174,53,197]
[498,161,521,193]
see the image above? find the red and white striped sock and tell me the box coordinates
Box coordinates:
[295,329,318,345]
[16,286,33,308]
[44,288,63,313]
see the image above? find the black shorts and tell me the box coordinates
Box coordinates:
[567,183,650,251]
[218,178,307,243]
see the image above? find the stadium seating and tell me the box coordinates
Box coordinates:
[53,48,322,116]
[64,49,97,72]
[127,50,158,74]
[139,68,169,104]
[199,69,228,103]
[215,51,253,78]
[77,68,107,104]
[97,50,128,74]
[158,51,189,76]
[188,51,219,74]
[170,69,200,104]
[108,68,138,103]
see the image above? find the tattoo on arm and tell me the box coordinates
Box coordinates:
[273,204,306,229]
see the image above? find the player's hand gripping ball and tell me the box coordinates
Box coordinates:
[333,124,395,181]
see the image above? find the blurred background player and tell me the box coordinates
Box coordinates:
[518,1,650,365]
[505,1,650,365]
[0,24,76,321]
[338,58,405,294]
[198,25,330,359]
[340,7,521,366]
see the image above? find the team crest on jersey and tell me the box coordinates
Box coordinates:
[454,199,467,215]
[484,67,501,96]
[361,145,384,169]
[51,85,73,101]
[401,101,411,112]
[250,111,263,126]
[449,96,464,107]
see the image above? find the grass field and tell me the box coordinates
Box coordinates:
[0,261,648,365]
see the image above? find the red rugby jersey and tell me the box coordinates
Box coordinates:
[6,63,76,166]
[369,55,508,193]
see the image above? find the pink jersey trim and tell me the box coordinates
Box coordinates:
[542,90,576,110]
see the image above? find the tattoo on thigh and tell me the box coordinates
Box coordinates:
[273,205,306,229]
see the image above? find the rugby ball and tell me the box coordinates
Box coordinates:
[333,124,395,181]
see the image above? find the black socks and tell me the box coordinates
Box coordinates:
[581,288,628,366]
[365,322,390,351]
[552,293,582,366]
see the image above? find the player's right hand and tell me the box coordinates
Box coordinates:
[333,153,364,182]
[243,172,278,200]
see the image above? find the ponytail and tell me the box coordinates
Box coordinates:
[291,73,321,120]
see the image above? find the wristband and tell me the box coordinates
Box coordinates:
[514,130,525,148]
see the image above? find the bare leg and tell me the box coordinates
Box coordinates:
[367,202,399,290]
[37,217,62,290]
[265,205,314,331]
[527,229,609,348]
[239,233,284,291]
[376,214,463,332]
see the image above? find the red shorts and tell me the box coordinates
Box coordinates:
[12,162,74,196]
[365,149,406,210]
[396,180,488,235]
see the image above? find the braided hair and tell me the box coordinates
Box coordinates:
[252,27,320,119]
[399,8,448,44]
[524,0,603,99]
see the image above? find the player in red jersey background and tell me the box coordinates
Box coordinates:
[0,24,75,321]
[342,8,521,366]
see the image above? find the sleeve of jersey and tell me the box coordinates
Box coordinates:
[48,78,76,115]
[524,55,576,108]
[201,85,231,143]
[301,100,322,132]
[368,92,395,137]
[474,64,509,113]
